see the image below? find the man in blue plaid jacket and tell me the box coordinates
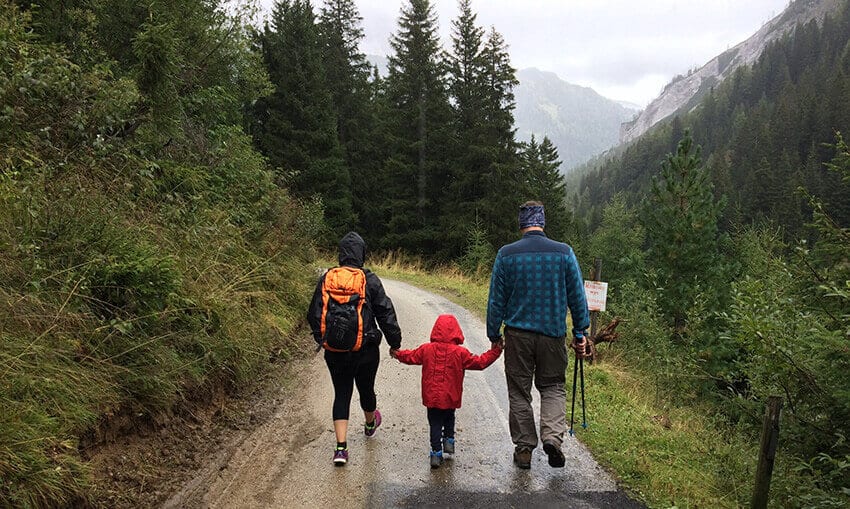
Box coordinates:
[486,201,590,470]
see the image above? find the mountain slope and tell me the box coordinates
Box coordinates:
[575,0,850,238]
[621,0,844,143]
[515,68,638,172]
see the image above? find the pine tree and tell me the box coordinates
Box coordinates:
[441,0,489,258]
[318,0,376,233]
[252,0,353,234]
[447,0,486,132]
[443,14,522,254]
[318,0,370,149]
[478,26,523,247]
[383,0,453,253]
[643,131,726,333]
[522,136,570,241]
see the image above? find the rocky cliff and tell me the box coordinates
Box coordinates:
[620,0,844,143]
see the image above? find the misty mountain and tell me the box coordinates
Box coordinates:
[621,0,844,143]
[514,68,638,172]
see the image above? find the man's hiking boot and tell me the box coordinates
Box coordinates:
[333,446,348,466]
[442,437,455,455]
[365,409,382,437]
[429,449,443,469]
[543,440,566,468]
[513,447,532,469]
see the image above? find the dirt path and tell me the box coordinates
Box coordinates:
[164,279,642,508]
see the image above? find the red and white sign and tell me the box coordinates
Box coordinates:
[584,281,608,312]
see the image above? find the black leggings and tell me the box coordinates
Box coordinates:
[324,345,380,420]
[427,407,456,451]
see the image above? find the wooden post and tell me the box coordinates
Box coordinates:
[751,396,782,509]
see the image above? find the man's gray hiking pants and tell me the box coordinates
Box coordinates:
[504,327,568,451]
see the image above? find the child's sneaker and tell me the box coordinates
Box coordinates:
[333,446,348,466]
[364,409,382,437]
[429,449,443,469]
[442,437,455,455]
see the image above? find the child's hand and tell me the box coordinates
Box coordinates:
[491,338,505,350]
[389,348,399,359]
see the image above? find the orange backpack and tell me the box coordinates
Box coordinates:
[320,267,367,352]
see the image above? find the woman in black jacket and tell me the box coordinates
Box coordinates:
[307,231,403,466]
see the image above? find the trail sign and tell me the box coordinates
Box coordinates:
[584,281,608,312]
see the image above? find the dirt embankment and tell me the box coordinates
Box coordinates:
[83,346,315,508]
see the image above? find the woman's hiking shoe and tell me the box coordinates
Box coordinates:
[543,440,566,468]
[365,409,382,437]
[513,447,532,469]
[333,446,349,466]
[442,437,455,455]
[429,449,443,469]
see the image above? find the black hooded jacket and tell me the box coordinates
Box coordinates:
[307,232,402,350]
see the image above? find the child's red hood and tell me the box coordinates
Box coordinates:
[430,314,464,345]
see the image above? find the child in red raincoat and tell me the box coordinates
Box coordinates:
[392,314,502,468]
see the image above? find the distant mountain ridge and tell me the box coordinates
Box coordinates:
[514,68,638,172]
[621,0,844,143]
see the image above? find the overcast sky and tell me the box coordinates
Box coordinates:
[258,0,791,107]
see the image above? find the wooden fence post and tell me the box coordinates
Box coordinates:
[751,396,782,509]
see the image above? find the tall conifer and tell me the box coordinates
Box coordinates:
[643,131,726,332]
[252,0,353,233]
[383,0,453,253]
[444,6,522,254]
[442,0,488,257]
[522,135,570,241]
[318,0,376,234]
[478,26,523,247]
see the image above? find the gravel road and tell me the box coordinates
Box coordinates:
[164,279,644,508]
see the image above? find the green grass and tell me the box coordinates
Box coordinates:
[1,143,315,506]
[366,255,759,509]
[1,221,314,507]
[578,362,755,508]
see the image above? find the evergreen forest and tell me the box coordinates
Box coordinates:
[569,2,850,506]
[250,0,569,259]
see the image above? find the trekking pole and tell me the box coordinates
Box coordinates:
[579,355,588,429]
[569,348,579,436]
